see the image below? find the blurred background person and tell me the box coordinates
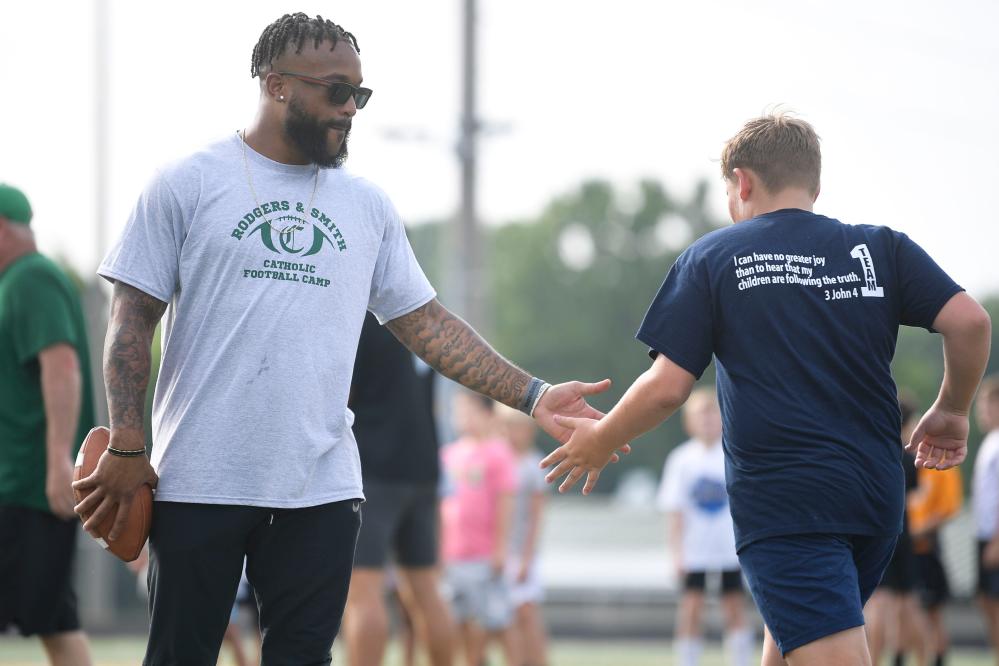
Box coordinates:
[0,184,95,665]
[655,388,750,666]
[909,420,964,666]
[344,312,454,666]
[441,391,518,666]
[865,395,930,666]
[973,376,999,663]
[496,405,550,666]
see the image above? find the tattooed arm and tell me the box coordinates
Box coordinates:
[73,281,164,540]
[386,299,615,444]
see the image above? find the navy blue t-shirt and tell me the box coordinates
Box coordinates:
[637,209,962,550]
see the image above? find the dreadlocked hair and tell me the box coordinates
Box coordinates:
[250,13,360,78]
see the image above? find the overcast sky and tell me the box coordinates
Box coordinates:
[2,0,996,295]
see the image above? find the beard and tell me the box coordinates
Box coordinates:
[284,97,350,168]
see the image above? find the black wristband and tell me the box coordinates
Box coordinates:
[519,377,546,415]
[106,446,147,458]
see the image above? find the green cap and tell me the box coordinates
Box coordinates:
[0,183,33,225]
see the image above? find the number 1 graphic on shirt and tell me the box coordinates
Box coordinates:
[850,244,884,297]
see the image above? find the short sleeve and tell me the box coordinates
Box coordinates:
[656,448,684,512]
[367,196,436,324]
[98,172,186,303]
[9,269,78,363]
[894,232,963,331]
[636,250,715,378]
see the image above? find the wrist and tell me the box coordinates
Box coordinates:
[935,392,970,417]
[592,418,624,456]
[519,377,551,416]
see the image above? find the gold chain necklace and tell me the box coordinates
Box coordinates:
[239,129,320,232]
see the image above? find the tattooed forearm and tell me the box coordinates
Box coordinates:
[387,299,531,409]
[103,282,167,442]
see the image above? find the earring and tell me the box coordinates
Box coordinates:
[278,95,285,101]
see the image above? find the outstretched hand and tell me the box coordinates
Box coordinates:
[532,378,630,460]
[905,403,969,470]
[539,414,620,495]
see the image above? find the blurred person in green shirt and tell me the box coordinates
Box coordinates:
[0,183,95,665]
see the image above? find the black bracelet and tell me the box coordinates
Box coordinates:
[519,377,546,415]
[106,446,147,458]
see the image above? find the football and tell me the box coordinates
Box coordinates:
[72,426,153,562]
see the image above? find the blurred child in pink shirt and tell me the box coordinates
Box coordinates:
[440,391,518,666]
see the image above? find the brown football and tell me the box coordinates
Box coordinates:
[72,426,153,562]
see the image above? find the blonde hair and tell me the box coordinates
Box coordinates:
[720,111,821,196]
[683,387,718,415]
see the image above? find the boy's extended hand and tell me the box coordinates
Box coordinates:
[532,379,631,461]
[540,415,619,495]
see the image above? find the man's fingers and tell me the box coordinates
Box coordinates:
[539,447,567,470]
[618,444,632,455]
[575,378,612,396]
[582,469,601,495]
[108,497,133,541]
[558,467,585,493]
[82,496,116,536]
[74,487,105,519]
[71,473,98,491]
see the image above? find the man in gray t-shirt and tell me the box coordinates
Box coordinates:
[71,13,616,666]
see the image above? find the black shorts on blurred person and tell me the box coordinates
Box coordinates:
[683,569,744,594]
[915,549,951,608]
[353,480,439,568]
[0,505,81,636]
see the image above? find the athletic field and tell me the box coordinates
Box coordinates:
[0,637,995,666]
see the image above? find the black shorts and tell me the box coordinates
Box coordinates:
[144,499,360,666]
[878,532,917,593]
[977,540,999,598]
[683,569,744,594]
[0,504,80,637]
[353,481,438,568]
[914,551,950,609]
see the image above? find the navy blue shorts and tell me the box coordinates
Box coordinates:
[739,533,897,656]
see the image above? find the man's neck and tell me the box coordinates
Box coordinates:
[0,240,36,275]
[242,117,311,166]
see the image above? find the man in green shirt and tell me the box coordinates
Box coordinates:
[0,183,94,665]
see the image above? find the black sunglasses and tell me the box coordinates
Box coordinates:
[277,71,373,109]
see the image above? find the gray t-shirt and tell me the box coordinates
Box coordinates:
[99,134,436,508]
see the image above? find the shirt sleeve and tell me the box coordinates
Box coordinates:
[367,194,436,324]
[9,268,79,364]
[98,171,186,303]
[636,249,715,378]
[894,232,963,331]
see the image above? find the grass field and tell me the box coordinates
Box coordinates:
[0,637,996,666]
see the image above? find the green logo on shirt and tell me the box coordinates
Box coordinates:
[230,201,347,257]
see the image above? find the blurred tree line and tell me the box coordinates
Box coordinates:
[65,177,999,493]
